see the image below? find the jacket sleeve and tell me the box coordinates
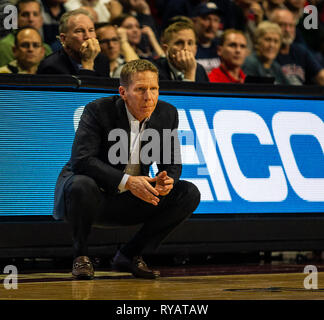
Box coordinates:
[71,101,124,193]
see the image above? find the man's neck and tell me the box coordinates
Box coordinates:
[280,43,290,55]
[226,65,241,80]
[19,62,38,74]
[63,46,81,64]
[198,38,212,48]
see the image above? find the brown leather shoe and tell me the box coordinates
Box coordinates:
[111,251,160,279]
[72,256,94,280]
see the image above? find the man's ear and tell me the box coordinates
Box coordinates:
[119,85,126,100]
[162,43,168,54]
[59,33,66,46]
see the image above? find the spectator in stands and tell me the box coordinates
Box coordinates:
[261,0,286,20]
[41,0,67,48]
[270,8,324,84]
[231,0,265,50]
[37,8,110,76]
[0,27,45,74]
[118,0,159,37]
[96,23,138,77]
[111,14,164,59]
[153,21,209,82]
[0,0,52,67]
[191,2,222,74]
[65,0,122,23]
[242,21,289,84]
[209,29,248,83]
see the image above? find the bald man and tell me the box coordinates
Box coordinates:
[0,27,45,74]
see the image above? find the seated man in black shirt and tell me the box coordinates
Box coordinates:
[37,8,110,76]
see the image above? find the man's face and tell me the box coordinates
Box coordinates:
[119,71,159,122]
[218,33,248,68]
[193,13,220,43]
[272,10,296,45]
[257,31,281,62]
[97,26,120,61]
[60,14,96,57]
[164,29,197,65]
[13,28,45,69]
[18,1,43,30]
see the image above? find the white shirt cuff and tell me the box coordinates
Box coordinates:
[118,173,130,192]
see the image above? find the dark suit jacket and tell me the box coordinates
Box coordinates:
[53,95,182,220]
[37,48,110,77]
[153,57,209,82]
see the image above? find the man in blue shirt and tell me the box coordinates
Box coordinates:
[191,2,222,74]
[270,8,324,85]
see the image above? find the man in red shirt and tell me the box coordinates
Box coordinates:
[208,29,248,83]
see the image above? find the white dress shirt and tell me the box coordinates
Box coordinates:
[118,104,149,193]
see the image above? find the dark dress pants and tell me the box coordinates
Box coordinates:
[64,175,201,258]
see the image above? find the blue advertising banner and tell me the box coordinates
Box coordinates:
[0,89,323,216]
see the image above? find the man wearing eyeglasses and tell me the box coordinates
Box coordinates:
[96,24,139,78]
[0,27,45,74]
[270,8,324,85]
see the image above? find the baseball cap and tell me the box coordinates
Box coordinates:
[191,2,222,18]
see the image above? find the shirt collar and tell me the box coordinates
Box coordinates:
[219,63,245,83]
[124,103,150,127]
[167,58,184,80]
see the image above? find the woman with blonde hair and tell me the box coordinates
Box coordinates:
[242,20,289,84]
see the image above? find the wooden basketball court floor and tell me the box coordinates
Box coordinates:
[1,253,324,300]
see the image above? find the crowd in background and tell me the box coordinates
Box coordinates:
[0,0,324,85]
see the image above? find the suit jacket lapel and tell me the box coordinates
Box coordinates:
[115,98,131,161]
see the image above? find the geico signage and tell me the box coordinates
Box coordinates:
[74,107,324,203]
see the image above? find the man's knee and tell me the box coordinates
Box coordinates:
[64,175,101,223]
[173,180,201,213]
[66,175,100,199]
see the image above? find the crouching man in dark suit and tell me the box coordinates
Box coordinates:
[53,59,201,279]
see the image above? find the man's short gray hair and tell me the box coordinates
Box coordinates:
[59,8,94,34]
